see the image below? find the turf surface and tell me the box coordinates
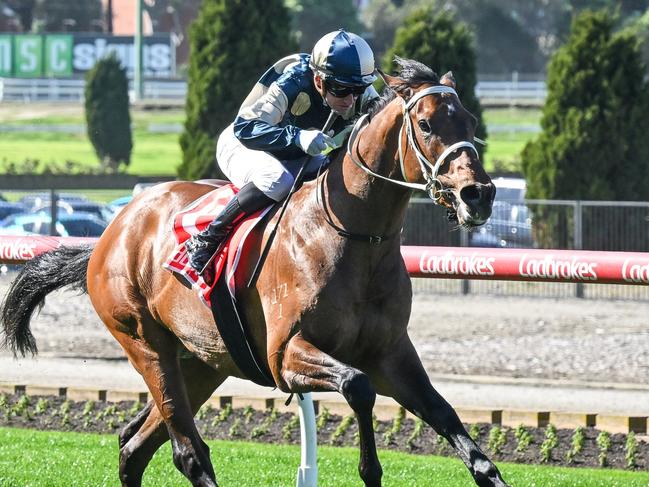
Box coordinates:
[1,427,647,486]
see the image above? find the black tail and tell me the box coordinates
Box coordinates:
[1,245,93,357]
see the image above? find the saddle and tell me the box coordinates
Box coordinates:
[164,184,277,386]
[163,184,272,305]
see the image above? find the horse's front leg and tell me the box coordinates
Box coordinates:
[274,333,382,487]
[371,337,508,487]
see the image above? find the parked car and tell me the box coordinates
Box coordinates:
[471,201,533,248]
[133,182,165,196]
[0,212,107,237]
[55,213,108,237]
[18,192,91,211]
[0,201,27,222]
[492,176,526,201]
[30,200,112,223]
[470,178,533,248]
[106,195,133,220]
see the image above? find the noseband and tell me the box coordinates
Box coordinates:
[347,85,480,205]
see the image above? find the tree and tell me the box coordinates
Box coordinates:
[522,9,649,201]
[360,0,407,62]
[521,9,649,250]
[363,0,649,76]
[623,6,649,67]
[3,0,36,31]
[84,53,133,172]
[456,0,542,73]
[178,0,295,180]
[382,7,487,155]
[286,0,363,53]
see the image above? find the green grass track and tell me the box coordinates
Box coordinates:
[0,106,540,177]
[0,130,182,177]
[1,428,648,486]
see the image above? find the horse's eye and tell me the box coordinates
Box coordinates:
[418,119,431,134]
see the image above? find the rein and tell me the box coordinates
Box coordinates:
[346,85,480,204]
[317,166,398,245]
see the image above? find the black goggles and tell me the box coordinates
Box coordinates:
[325,81,368,98]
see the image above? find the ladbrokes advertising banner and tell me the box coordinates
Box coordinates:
[401,246,649,285]
[0,33,174,78]
[1,236,648,285]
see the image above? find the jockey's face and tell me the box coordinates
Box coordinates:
[314,74,359,116]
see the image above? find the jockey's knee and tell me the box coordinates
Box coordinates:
[253,167,294,202]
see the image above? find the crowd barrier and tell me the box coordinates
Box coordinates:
[2,236,648,285]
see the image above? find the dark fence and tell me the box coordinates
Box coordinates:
[0,174,176,190]
[1,181,648,300]
[403,198,649,300]
[403,199,649,252]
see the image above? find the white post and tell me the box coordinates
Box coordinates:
[296,393,318,487]
[134,0,143,101]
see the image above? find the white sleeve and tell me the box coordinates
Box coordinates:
[237,81,289,126]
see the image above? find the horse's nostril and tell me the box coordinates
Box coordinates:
[460,185,481,205]
[460,183,495,206]
[459,184,494,221]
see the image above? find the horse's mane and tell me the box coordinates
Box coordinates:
[367,57,440,120]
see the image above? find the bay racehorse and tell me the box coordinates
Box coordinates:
[1,58,505,486]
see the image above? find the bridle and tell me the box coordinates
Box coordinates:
[346,85,481,205]
[316,84,483,245]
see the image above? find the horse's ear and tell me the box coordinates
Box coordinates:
[377,68,398,88]
[378,68,413,101]
[440,71,456,89]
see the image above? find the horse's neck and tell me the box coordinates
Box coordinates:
[323,101,411,238]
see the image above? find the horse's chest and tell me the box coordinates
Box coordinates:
[298,281,409,359]
[262,237,411,358]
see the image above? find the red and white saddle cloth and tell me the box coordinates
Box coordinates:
[163,184,271,308]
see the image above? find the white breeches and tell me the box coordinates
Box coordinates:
[216,123,327,202]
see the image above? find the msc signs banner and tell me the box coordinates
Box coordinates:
[0,34,174,78]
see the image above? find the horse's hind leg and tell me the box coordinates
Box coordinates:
[277,333,382,487]
[107,316,218,487]
[119,401,154,449]
[119,355,227,487]
[371,337,508,487]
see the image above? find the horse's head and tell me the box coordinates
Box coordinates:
[380,58,495,226]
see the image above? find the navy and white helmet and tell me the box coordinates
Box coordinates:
[309,30,377,87]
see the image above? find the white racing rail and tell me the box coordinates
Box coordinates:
[0,78,187,103]
[0,78,547,105]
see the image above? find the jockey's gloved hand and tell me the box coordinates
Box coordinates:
[297,129,336,156]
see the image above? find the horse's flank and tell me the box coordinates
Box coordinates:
[87,181,236,369]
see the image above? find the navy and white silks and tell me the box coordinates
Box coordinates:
[216,54,379,201]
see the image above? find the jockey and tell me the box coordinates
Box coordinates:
[185,29,380,274]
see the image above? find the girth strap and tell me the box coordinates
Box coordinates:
[210,268,275,387]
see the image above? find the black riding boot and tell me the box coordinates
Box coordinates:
[185,183,274,274]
